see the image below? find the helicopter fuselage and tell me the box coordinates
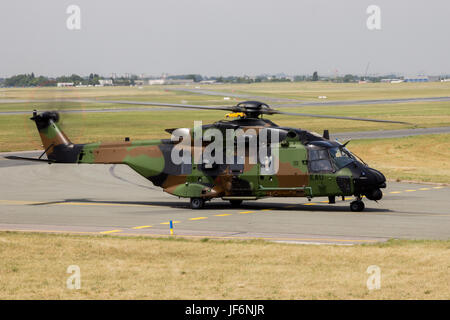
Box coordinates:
[30,111,386,211]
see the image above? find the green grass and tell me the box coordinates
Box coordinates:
[207,81,450,101]
[0,85,234,112]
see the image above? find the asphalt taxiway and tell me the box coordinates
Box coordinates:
[0,158,448,244]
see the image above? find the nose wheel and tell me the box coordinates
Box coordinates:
[350,199,365,212]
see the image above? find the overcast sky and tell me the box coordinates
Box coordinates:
[1,0,449,77]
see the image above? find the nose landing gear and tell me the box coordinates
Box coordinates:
[350,196,365,212]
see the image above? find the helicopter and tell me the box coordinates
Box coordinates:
[6,100,408,211]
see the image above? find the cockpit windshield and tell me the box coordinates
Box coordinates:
[329,147,355,169]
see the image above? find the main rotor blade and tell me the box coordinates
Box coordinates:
[16,98,410,124]
[59,99,236,112]
[268,110,410,124]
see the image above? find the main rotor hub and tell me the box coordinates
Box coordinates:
[235,101,271,118]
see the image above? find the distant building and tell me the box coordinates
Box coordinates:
[381,79,403,83]
[404,76,429,83]
[148,79,194,85]
[148,79,165,85]
[57,82,74,87]
[167,79,194,85]
[98,79,113,86]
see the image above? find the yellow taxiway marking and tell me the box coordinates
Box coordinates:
[100,230,122,234]
[189,217,208,221]
[432,186,444,189]
[405,189,417,192]
[239,211,254,214]
[215,213,232,217]
[132,225,152,229]
[419,188,431,190]
[303,203,317,206]
[160,221,181,225]
[260,208,274,211]
[390,191,402,194]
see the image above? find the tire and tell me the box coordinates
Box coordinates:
[350,200,365,212]
[190,198,204,209]
[229,200,243,208]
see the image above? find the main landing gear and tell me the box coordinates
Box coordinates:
[190,198,244,209]
[190,197,205,209]
[350,197,365,212]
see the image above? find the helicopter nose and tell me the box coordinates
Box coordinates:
[366,167,386,187]
[355,167,386,201]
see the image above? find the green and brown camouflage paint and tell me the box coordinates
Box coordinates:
[32,111,356,201]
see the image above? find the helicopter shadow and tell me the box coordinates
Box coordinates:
[205,201,392,213]
[29,198,393,213]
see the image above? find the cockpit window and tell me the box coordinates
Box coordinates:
[308,148,333,173]
[329,147,355,169]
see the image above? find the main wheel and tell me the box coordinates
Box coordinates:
[350,200,365,212]
[190,198,204,209]
[229,200,243,208]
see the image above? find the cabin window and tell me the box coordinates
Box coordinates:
[308,148,333,173]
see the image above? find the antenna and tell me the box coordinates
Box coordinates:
[364,62,370,81]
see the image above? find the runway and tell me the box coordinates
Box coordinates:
[0,159,448,244]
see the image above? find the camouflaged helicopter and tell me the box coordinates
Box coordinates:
[6,100,408,211]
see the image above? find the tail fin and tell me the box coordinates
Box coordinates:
[31,110,81,162]
[32,110,70,151]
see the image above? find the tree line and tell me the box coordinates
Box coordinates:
[2,73,102,87]
[1,71,418,87]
